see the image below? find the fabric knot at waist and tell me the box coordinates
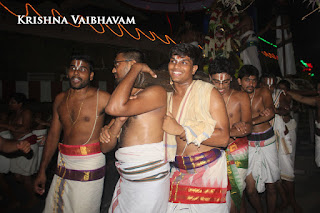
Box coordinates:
[59,142,101,156]
[56,165,105,182]
[174,148,222,170]
[247,127,275,147]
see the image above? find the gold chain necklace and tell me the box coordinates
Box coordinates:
[250,89,255,106]
[225,89,234,107]
[66,88,89,126]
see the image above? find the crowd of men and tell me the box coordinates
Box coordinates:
[1,42,318,213]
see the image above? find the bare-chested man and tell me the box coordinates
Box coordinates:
[0,93,39,208]
[209,57,252,213]
[34,55,110,213]
[162,43,230,212]
[287,82,320,168]
[238,65,279,213]
[99,49,169,213]
[236,11,262,76]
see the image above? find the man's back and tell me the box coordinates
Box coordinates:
[118,85,167,147]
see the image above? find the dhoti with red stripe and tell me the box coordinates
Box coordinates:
[43,142,105,213]
[167,148,230,213]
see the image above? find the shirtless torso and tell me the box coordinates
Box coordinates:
[250,87,275,132]
[100,58,167,151]
[117,87,166,147]
[35,58,110,196]
[224,89,252,141]
[55,87,109,145]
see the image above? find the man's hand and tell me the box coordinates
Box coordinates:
[131,63,157,78]
[163,112,184,136]
[17,140,31,153]
[34,172,46,195]
[100,117,128,143]
[232,121,247,134]
[260,108,271,117]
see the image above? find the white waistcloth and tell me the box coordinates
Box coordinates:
[9,133,39,176]
[0,130,13,173]
[315,121,320,167]
[276,16,296,76]
[248,135,280,193]
[110,142,170,213]
[239,31,262,76]
[44,151,105,213]
[279,119,297,181]
[167,191,231,213]
[32,129,48,170]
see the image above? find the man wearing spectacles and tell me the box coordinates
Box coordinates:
[100,49,169,213]
[209,57,252,213]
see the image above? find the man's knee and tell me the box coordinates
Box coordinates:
[266,183,277,193]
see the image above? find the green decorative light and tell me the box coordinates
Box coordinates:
[258,37,277,48]
[258,37,313,72]
[300,60,308,67]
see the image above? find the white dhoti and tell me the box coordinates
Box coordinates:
[10,133,39,176]
[0,130,13,173]
[248,127,280,193]
[44,142,105,213]
[32,129,47,170]
[279,119,297,181]
[315,121,320,167]
[167,149,230,213]
[240,30,262,76]
[276,16,296,76]
[109,142,170,213]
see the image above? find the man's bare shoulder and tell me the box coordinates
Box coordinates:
[53,91,67,107]
[143,85,167,97]
[256,87,270,96]
[210,86,222,97]
[22,108,32,116]
[233,90,250,100]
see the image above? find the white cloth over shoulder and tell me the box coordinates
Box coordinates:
[0,130,13,173]
[110,142,170,213]
[165,80,217,161]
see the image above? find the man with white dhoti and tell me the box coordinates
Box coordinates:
[209,57,253,213]
[100,49,169,213]
[161,43,230,212]
[238,65,280,213]
[34,55,111,213]
[0,93,39,208]
[237,11,262,76]
[262,78,302,212]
